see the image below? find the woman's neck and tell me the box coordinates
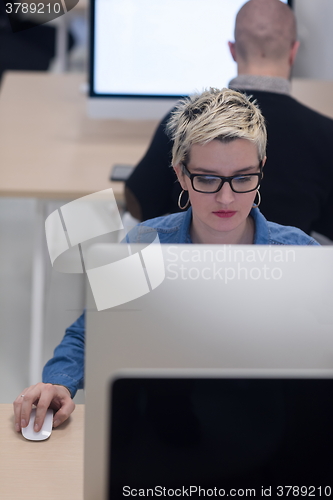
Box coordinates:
[190,215,255,245]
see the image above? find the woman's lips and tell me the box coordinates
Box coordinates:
[213,210,237,218]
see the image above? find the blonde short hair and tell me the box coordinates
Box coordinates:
[166,88,267,168]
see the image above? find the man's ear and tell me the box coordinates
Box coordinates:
[173,164,187,191]
[228,41,237,62]
[289,40,300,67]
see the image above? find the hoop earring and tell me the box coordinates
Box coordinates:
[252,189,261,208]
[178,190,190,210]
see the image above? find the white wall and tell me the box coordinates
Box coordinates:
[293,0,333,79]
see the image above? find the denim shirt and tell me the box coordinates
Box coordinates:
[42,208,319,396]
[126,207,319,246]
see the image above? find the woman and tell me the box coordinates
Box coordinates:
[14,88,318,432]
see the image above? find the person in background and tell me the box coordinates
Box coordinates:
[13,87,319,432]
[125,0,333,241]
[0,2,74,83]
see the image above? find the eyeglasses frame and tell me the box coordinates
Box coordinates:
[181,161,263,194]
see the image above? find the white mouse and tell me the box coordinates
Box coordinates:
[21,408,53,441]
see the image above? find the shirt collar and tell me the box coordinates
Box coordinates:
[251,207,271,244]
[229,75,291,95]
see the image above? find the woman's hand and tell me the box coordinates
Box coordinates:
[13,383,75,432]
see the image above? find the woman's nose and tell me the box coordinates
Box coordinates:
[215,181,235,204]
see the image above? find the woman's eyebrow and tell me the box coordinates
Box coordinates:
[190,165,259,175]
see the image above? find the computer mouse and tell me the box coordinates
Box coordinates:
[21,408,53,441]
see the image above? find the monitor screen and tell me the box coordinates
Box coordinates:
[90,0,292,101]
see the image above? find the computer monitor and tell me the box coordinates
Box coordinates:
[83,243,332,500]
[88,0,292,119]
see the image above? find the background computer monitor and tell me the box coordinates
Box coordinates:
[88,0,292,119]
[83,243,332,500]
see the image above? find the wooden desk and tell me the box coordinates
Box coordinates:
[0,404,84,500]
[0,72,158,200]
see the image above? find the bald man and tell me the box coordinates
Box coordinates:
[125,0,333,241]
[229,0,299,80]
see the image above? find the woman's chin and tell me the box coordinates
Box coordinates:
[209,212,241,232]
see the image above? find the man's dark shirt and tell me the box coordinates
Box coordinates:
[126,90,333,240]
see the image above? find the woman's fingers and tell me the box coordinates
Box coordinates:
[14,383,49,431]
[52,398,76,428]
[13,388,28,432]
[32,384,58,432]
[34,385,74,431]
[13,383,74,432]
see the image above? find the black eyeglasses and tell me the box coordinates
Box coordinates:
[182,162,263,194]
